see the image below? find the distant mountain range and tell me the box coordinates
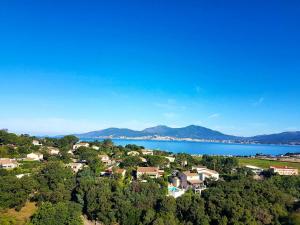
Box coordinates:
[75,125,300,145]
[249,131,300,144]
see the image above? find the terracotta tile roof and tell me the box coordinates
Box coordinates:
[202,169,219,175]
[0,158,17,164]
[137,167,159,173]
[270,166,296,169]
[183,171,198,176]
[188,180,203,185]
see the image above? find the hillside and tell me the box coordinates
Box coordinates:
[250,131,300,144]
[76,125,239,140]
[75,125,300,144]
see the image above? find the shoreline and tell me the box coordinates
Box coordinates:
[79,136,300,147]
[79,137,300,157]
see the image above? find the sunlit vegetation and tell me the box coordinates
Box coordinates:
[0,130,299,224]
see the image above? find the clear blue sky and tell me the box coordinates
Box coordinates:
[0,0,300,136]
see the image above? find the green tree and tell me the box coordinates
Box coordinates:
[31,202,83,225]
[35,161,75,203]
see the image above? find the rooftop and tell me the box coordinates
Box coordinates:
[202,169,219,175]
[245,165,263,170]
[270,166,297,169]
[188,180,203,185]
[183,171,198,176]
[137,167,159,173]
[0,158,17,164]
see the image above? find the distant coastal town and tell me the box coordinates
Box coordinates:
[86,135,300,146]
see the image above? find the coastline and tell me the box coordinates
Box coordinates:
[79,136,300,147]
[79,137,300,157]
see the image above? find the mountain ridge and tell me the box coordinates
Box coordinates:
[75,125,236,140]
[74,125,300,144]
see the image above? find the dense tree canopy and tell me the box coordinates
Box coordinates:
[34,161,75,203]
[0,175,37,210]
[201,155,238,174]
[31,202,83,225]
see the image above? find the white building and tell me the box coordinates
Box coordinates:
[106,167,127,177]
[141,149,154,155]
[68,163,84,173]
[16,173,30,179]
[48,147,60,155]
[99,154,113,166]
[73,142,90,150]
[245,165,263,174]
[183,171,202,183]
[270,166,298,176]
[32,140,42,146]
[165,156,175,163]
[192,166,207,173]
[192,166,219,181]
[136,167,163,179]
[92,145,100,150]
[199,169,219,181]
[27,152,43,161]
[0,158,19,169]
[127,151,140,156]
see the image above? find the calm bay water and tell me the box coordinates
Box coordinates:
[80,138,300,156]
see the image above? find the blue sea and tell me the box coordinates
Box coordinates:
[80,138,300,156]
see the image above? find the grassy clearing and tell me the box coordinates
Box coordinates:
[0,202,37,225]
[238,157,300,170]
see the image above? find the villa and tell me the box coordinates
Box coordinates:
[27,152,43,161]
[178,171,202,188]
[99,154,113,166]
[136,167,163,179]
[68,162,84,173]
[127,151,140,156]
[199,169,219,181]
[104,167,127,177]
[165,156,175,163]
[141,149,154,155]
[174,166,219,192]
[0,158,19,169]
[73,142,90,150]
[270,166,298,176]
[192,166,207,173]
[48,147,60,155]
[192,166,219,181]
[245,165,264,174]
[32,140,42,146]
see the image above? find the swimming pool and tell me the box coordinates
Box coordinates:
[168,186,180,192]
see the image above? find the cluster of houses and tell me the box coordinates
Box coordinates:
[245,164,299,176]
[0,151,45,170]
[1,139,299,199]
[167,166,219,198]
